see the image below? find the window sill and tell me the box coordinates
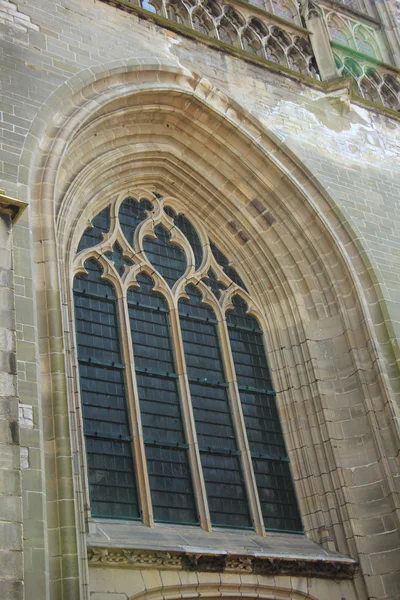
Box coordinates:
[87,519,357,579]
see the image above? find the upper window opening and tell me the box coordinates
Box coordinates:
[72,191,303,533]
[144,224,187,288]
[210,240,248,291]
[74,259,140,519]
[78,206,110,253]
[120,196,153,247]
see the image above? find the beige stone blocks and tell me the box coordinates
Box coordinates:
[88,567,359,600]
[0,1,399,598]
[0,213,23,600]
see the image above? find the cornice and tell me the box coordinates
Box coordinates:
[0,189,28,223]
[87,546,358,579]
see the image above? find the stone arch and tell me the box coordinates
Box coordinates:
[326,13,353,47]
[127,581,321,600]
[24,61,400,600]
[353,23,380,58]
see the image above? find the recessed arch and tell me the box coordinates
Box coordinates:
[24,60,400,600]
[127,582,321,600]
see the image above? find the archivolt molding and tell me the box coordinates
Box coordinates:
[127,583,318,600]
[26,62,400,599]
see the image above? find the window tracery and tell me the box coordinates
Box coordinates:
[333,51,400,110]
[73,190,303,533]
[271,0,298,21]
[354,24,378,57]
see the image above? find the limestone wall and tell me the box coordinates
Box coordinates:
[1,1,400,599]
[0,209,23,599]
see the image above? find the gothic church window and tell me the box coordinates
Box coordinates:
[73,191,302,533]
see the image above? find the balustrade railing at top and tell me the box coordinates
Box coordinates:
[138,0,320,78]
[109,0,400,112]
[321,0,400,110]
[333,45,400,109]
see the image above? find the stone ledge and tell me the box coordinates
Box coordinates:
[87,545,357,579]
[0,190,28,224]
[87,521,357,580]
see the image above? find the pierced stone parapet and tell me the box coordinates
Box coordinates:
[134,0,319,77]
[332,43,400,110]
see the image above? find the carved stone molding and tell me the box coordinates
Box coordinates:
[87,547,358,580]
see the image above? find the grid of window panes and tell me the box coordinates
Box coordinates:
[127,273,197,524]
[120,196,153,247]
[143,224,187,288]
[174,212,203,269]
[226,296,302,532]
[73,196,302,533]
[210,240,248,291]
[73,259,140,519]
[179,285,251,528]
[164,205,203,270]
[77,206,110,252]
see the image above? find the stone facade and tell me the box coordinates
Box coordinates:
[0,0,400,599]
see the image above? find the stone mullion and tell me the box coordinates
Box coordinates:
[169,305,212,532]
[216,317,265,537]
[118,292,154,527]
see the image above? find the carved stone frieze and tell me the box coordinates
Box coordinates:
[87,546,358,579]
[88,548,183,569]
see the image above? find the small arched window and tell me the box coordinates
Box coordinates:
[73,191,302,534]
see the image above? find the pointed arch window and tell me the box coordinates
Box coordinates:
[73,191,302,534]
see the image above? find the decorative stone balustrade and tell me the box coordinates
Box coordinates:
[332,43,400,110]
[140,0,320,77]
[319,0,400,110]
[106,0,400,113]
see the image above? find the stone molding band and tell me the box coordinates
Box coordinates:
[87,547,357,579]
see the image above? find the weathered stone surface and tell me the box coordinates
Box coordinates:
[1,0,400,599]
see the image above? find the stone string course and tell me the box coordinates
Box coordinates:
[87,547,357,579]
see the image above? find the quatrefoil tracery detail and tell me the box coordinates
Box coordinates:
[73,190,261,321]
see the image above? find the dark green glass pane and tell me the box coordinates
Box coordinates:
[73,259,140,519]
[202,269,227,299]
[143,225,186,288]
[179,285,251,528]
[164,205,176,218]
[174,212,203,270]
[77,206,110,252]
[86,437,139,519]
[104,241,133,276]
[226,295,302,532]
[119,196,153,247]
[128,273,197,524]
[210,241,247,291]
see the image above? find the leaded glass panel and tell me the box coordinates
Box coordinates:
[73,191,302,534]
[128,273,197,524]
[226,296,302,533]
[119,196,153,247]
[143,224,187,287]
[179,285,251,528]
[73,259,140,519]
[77,206,110,252]
[210,240,248,291]
[174,213,203,269]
